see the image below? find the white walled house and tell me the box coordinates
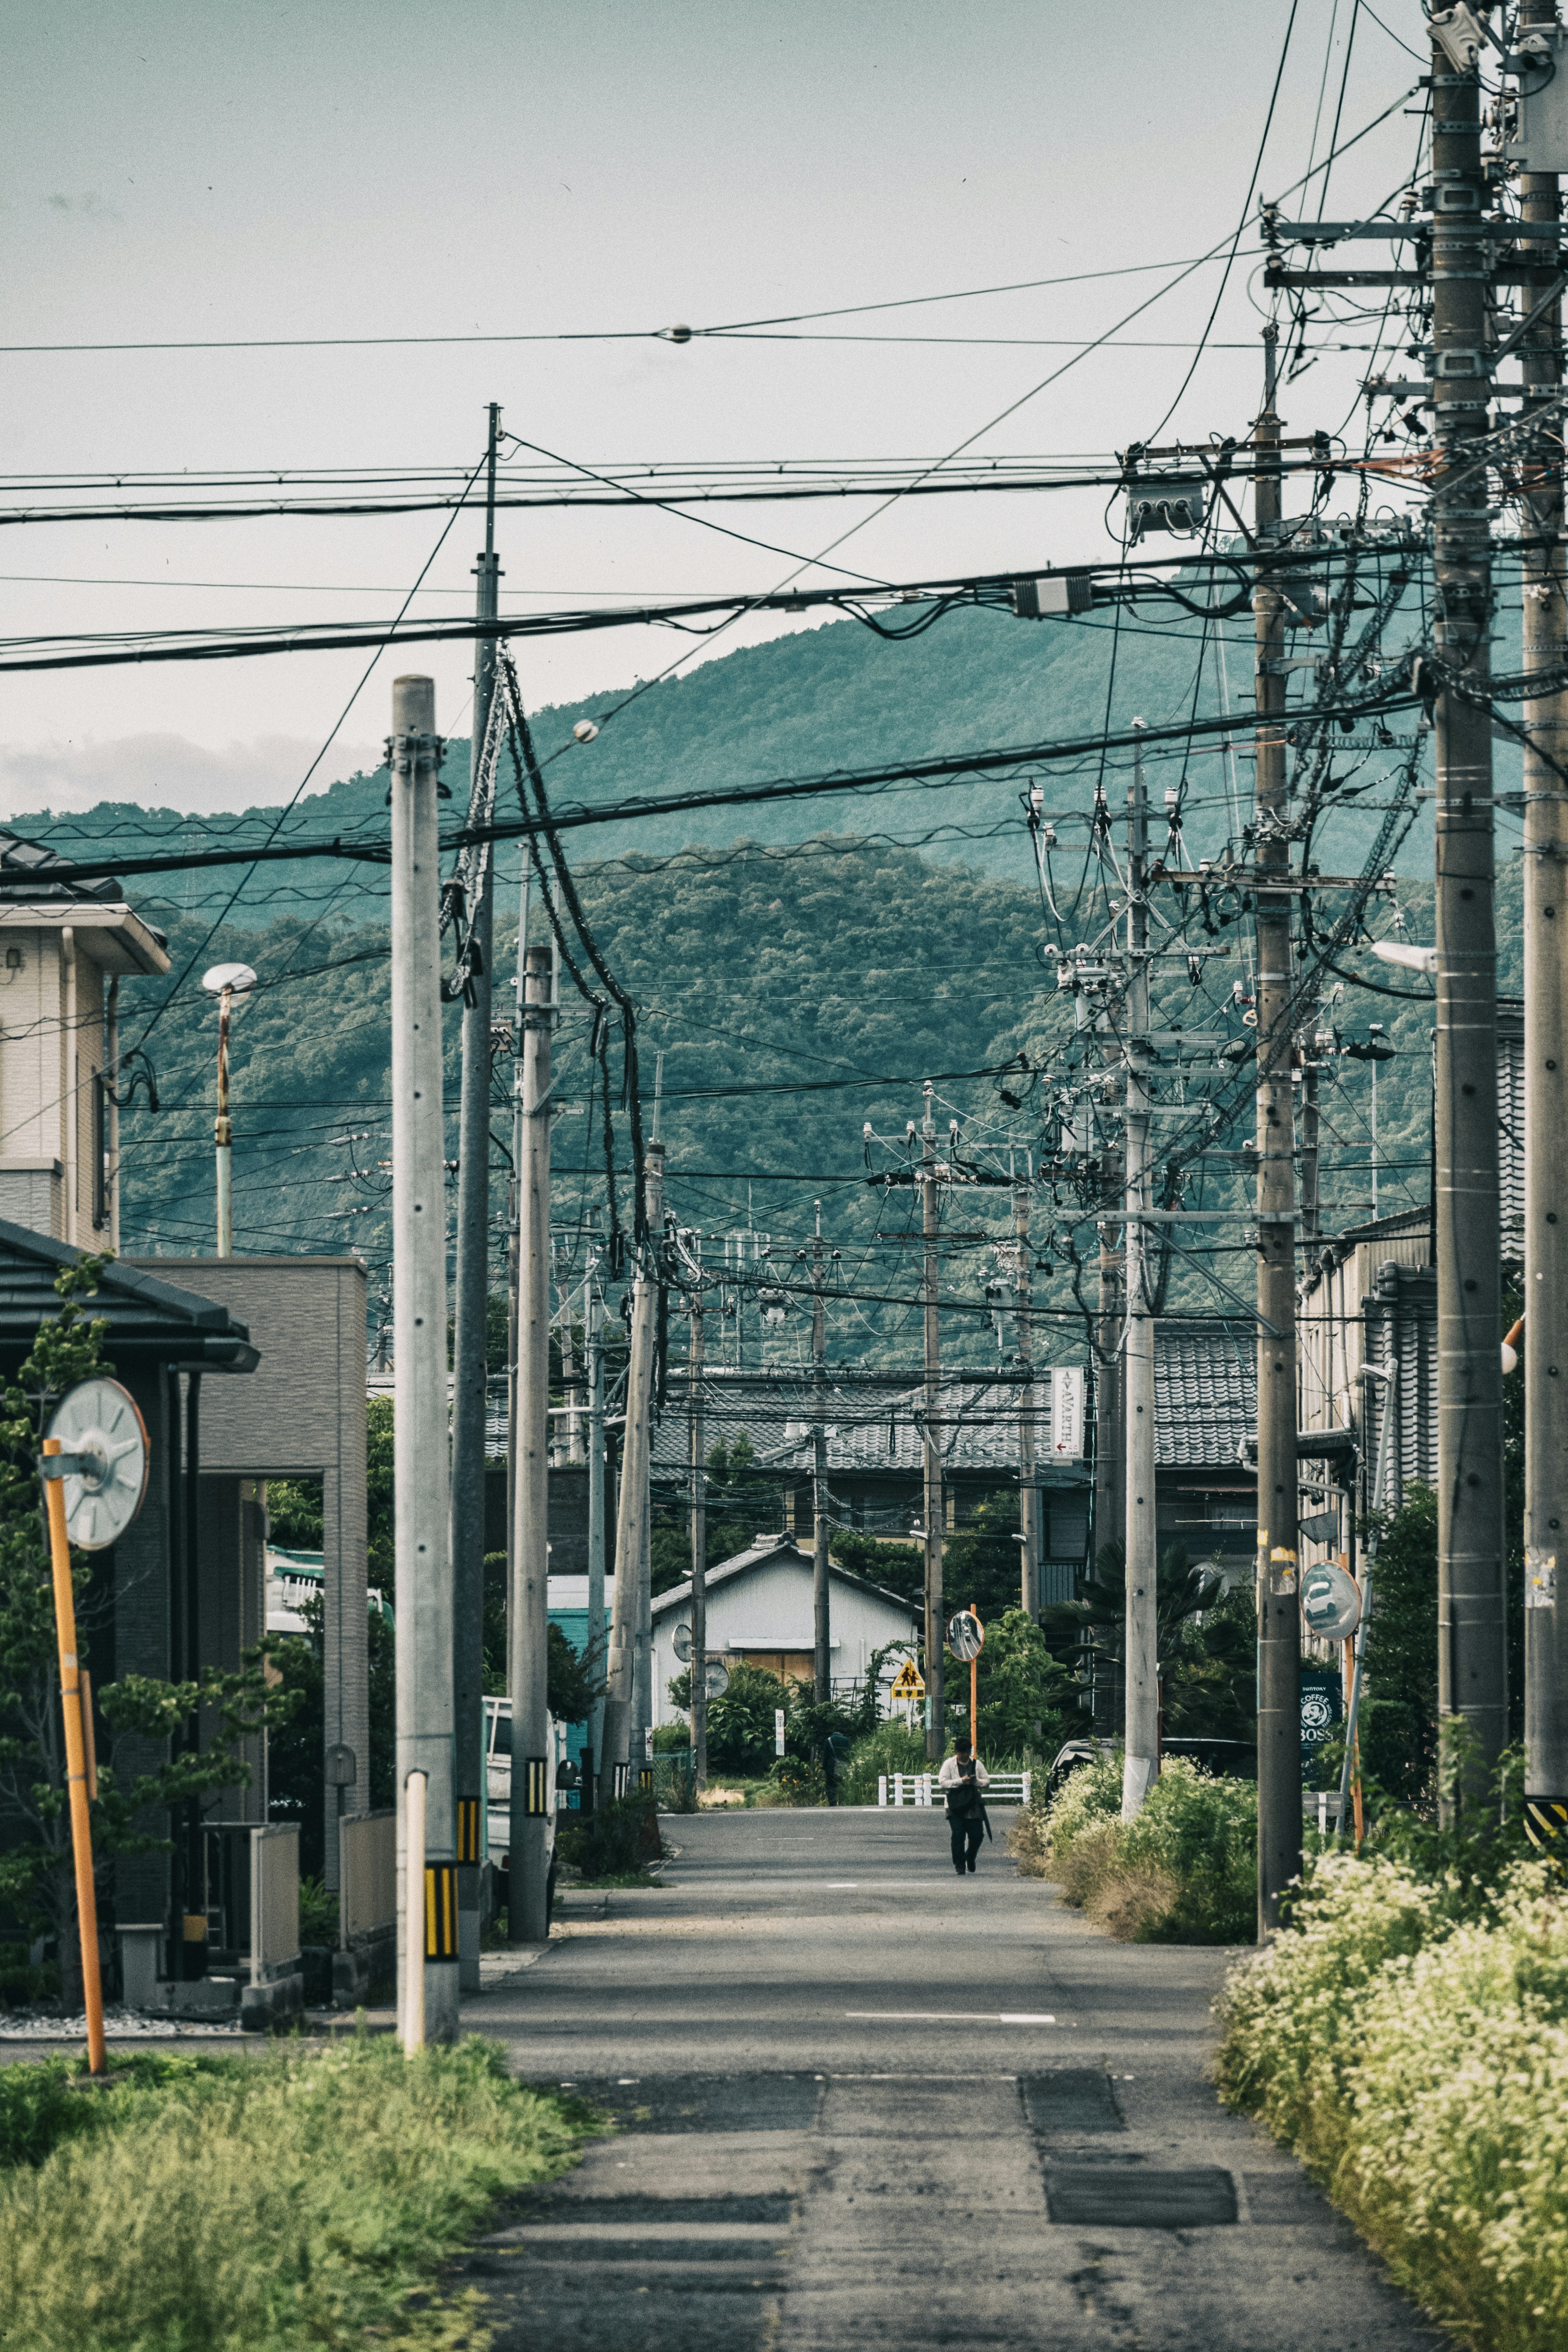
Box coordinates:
[0,859,170,1249]
[651,1534,921,1726]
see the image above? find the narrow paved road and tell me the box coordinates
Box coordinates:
[457,1808,1442,2351]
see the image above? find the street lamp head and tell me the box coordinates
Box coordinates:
[202,962,258,996]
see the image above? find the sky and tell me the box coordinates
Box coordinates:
[0,0,1426,817]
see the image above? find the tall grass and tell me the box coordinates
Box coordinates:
[1010,1751,1256,1943]
[0,2035,588,2351]
[1218,1853,1568,2351]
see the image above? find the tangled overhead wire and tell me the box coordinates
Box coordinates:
[499,651,649,1261]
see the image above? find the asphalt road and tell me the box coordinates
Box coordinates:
[455,1806,1444,2352]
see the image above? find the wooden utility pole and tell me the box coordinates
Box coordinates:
[585,1271,606,1810]
[812,1201,831,1702]
[1014,1179,1039,1613]
[508,941,553,1942]
[601,1142,664,1791]
[389,672,458,2039]
[921,1084,944,1759]
[1430,16,1508,1796]
[1253,324,1303,1932]
[1519,0,1568,1829]
[688,1236,708,1789]
[451,399,501,1990]
[1122,726,1158,1819]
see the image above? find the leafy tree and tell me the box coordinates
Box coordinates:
[963,1607,1077,1757]
[0,1259,293,2001]
[829,1529,922,1606]
[665,1660,796,1773]
[1042,1540,1257,1744]
[478,1549,604,1722]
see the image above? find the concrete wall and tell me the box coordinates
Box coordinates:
[127,1257,369,1890]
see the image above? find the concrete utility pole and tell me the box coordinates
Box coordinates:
[1122,728,1159,1820]
[1298,1040,1321,1247]
[601,1140,664,1791]
[687,1238,708,1788]
[1014,1178,1039,1614]
[1430,21,1508,1795]
[1519,0,1568,1826]
[1252,325,1303,1931]
[451,400,501,1989]
[812,1201,831,1702]
[506,881,528,1621]
[585,1269,607,1808]
[508,941,553,1941]
[921,1084,945,1759]
[390,673,458,2041]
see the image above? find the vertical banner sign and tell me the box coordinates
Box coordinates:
[775,1707,786,1756]
[1300,1668,1343,1780]
[1051,1366,1086,1459]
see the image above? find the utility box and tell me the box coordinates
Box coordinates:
[1507,32,1568,174]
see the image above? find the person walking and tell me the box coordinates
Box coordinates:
[939,1735,990,1875]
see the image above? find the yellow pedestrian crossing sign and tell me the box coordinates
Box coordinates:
[889,1659,925,1701]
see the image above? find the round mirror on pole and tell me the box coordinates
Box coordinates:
[45,1376,149,1550]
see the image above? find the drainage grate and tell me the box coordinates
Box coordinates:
[1045,2164,1238,2228]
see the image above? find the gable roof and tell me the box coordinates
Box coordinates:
[649,1371,1088,1481]
[0,1222,259,1372]
[650,1533,920,1624]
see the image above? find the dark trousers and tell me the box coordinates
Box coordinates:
[949,1812,984,1871]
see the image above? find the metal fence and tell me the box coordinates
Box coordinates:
[340,1809,396,1941]
[249,1824,300,1982]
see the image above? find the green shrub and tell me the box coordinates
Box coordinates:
[837,1720,928,1807]
[0,2036,590,2350]
[0,1940,56,2011]
[1218,1853,1568,2350]
[296,1873,339,1947]
[556,1795,663,1881]
[1019,1753,1254,1944]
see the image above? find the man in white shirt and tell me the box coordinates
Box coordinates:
[938,1736,990,1875]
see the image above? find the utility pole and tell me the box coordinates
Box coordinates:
[688,1237,708,1788]
[1519,0,1568,1832]
[451,400,501,1989]
[812,1200,831,1702]
[508,941,553,1941]
[1122,727,1158,1819]
[1014,1177,1039,1613]
[390,673,458,2041]
[1299,1037,1320,1247]
[1430,16,1508,1795]
[586,1267,606,1810]
[506,881,528,1633]
[921,1083,944,1760]
[1253,324,1303,1931]
[601,1140,664,1791]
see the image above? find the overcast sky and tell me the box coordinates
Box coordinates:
[1,2,1423,814]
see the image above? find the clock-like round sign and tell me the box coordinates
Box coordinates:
[45,1377,149,1552]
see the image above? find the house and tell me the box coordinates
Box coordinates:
[650,1533,921,1727]
[650,1367,1093,1605]
[0,837,172,1245]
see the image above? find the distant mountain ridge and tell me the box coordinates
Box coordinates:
[8,601,1438,933]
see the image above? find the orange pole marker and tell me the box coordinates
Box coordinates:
[42,1437,107,2077]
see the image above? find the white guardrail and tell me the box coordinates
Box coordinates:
[878,1771,1032,1808]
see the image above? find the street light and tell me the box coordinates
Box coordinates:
[201,962,257,1256]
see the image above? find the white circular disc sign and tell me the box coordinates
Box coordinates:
[704,1658,731,1699]
[672,1622,693,1664]
[947,1610,984,1661]
[46,1377,149,1551]
[1300,1561,1361,1642]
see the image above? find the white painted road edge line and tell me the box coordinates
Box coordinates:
[844,2011,1058,2024]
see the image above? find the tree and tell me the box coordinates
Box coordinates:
[1042,1540,1257,1744]
[665,1660,796,1773]
[0,1259,293,2001]
[966,1607,1077,1757]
